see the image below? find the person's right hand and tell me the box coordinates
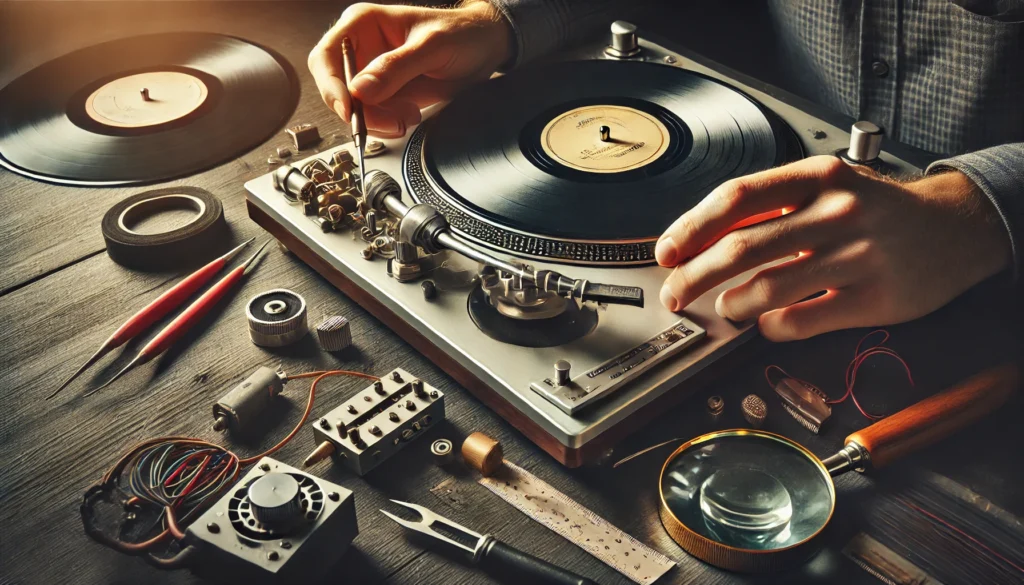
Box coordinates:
[308,1,513,138]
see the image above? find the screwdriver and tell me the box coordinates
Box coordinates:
[85,240,271,396]
[340,36,367,190]
[47,238,255,400]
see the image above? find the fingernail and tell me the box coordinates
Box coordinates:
[655,236,678,266]
[660,284,678,312]
[350,73,380,99]
[369,117,403,136]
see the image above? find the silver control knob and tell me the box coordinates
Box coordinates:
[248,473,303,530]
[554,360,571,386]
[394,241,417,264]
[605,21,641,59]
[847,121,883,163]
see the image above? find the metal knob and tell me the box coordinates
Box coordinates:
[394,241,417,264]
[605,21,641,59]
[248,473,303,530]
[554,360,571,386]
[847,121,883,163]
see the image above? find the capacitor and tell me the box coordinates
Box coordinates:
[246,289,308,347]
[212,366,287,433]
[462,432,503,477]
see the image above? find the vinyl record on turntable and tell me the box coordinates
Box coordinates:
[0,32,298,186]
[404,60,803,265]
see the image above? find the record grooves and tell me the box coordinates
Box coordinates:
[405,60,802,266]
[0,32,298,186]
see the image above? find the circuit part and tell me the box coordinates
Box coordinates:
[315,316,352,352]
[246,289,308,347]
[742,394,767,428]
[286,123,320,151]
[461,432,503,477]
[185,457,357,582]
[773,377,831,433]
[303,368,444,475]
[431,438,454,465]
[213,366,287,433]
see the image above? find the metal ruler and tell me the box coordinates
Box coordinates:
[479,461,676,585]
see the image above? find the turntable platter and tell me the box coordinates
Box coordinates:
[405,60,801,265]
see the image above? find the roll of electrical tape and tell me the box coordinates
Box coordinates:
[101,187,226,269]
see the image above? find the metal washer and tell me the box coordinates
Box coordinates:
[246,288,308,347]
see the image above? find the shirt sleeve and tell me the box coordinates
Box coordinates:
[488,0,648,67]
[928,143,1024,282]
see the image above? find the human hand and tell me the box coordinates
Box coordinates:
[655,156,1012,341]
[308,1,513,138]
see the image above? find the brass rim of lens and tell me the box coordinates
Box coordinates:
[657,429,836,572]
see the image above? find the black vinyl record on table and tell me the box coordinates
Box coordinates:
[0,32,297,186]
[405,60,801,265]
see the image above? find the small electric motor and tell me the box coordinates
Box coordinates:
[213,366,287,433]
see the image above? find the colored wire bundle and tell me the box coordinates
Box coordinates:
[765,329,914,420]
[81,369,379,568]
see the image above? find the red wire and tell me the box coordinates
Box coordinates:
[895,496,1024,575]
[765,329,913,421]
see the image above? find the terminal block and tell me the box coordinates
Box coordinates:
[304,368,444,475]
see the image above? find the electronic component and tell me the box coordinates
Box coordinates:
[213,366,287,433]
[707,395,724,419]
[246,289,308,347]
[741,394,767,428]
[461,431,503,477]
[303,368,444,475]
[430,438,454,466]
[286,123,320,151]
[185,457,357,582]
[315,315,352,352]
[773,377,831,433]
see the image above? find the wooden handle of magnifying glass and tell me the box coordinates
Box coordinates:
[846,363,1018,469]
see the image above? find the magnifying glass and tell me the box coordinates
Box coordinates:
[658,363,1018,573]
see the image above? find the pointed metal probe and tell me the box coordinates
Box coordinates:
[85,240,270,397]
[47,238,254,400]
[340,36,368,198]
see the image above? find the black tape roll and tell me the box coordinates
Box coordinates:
[101,187,226,269]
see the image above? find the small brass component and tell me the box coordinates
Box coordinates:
[303,440,335,467]
[707,395,724,417]
[462,432,503,477]
[741,394,767,428]
[287,123,321,151]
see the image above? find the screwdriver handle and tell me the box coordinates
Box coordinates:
[478,537,597,585]
[139,265,245,359]
[108,257,228,347]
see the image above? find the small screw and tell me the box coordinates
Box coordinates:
[389,412,400,422]
[328,492,340,502]
[280,541,292,549]
[347,405,358,414]
[391,371,403,383]
[207,522,220,533]
[664,55,676,64]
[369,425,382,436]
[267,551,280,561]
[320,418,331,430]
[429,390,439,399]
[374,380,386,395]
[361,247,374,260]
[707,395,724,417]
[364,395,373,402]
[405,400,416,411]
[259,463,271,472]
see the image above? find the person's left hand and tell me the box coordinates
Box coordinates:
[655,155,1012,341]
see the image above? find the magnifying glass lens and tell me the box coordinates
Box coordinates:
[661,432,833,551]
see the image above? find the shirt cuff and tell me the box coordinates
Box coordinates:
[488,0,633,68]
[928,143,1024,282]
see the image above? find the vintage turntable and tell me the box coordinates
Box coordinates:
[245,22,931,466]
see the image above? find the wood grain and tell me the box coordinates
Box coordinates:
[0,3,1022,585]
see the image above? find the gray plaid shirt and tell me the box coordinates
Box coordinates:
[490,0,1024,280]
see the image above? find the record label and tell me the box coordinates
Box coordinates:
[84,71,209,129]
[539,105,670,173]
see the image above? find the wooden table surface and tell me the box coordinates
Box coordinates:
[1,3,1021,585]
